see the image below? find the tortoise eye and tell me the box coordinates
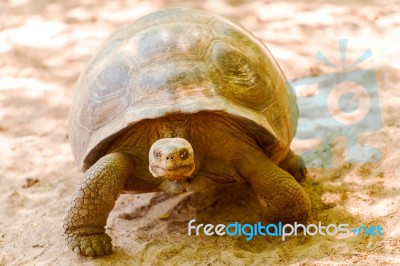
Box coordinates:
[154,151,162,160]
[180,151,188,159]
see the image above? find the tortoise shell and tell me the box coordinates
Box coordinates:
[69,7,299,171]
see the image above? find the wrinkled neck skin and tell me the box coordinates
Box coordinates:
[156,114,191,138]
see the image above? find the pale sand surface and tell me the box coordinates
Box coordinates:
[0,0,399,265]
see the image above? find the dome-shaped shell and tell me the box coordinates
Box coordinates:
[69,8,298,171]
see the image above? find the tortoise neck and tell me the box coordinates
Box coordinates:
[157,113,191,139]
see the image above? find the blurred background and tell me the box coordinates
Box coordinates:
[1,0,399,265]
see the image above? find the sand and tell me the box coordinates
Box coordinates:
[0,0,399,265]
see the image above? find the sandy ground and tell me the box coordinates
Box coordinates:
[1,0,400,265]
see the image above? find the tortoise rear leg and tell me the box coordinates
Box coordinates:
[238,151,311,223]
[63,152,133,256]
[278,150,307,183]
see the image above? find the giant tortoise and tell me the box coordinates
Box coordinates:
[63,7,311,256]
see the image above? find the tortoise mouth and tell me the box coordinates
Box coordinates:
[150,164,195,181]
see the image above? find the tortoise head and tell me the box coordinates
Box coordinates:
[149,138,195,181]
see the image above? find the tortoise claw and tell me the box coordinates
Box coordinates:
[67,233,112,257]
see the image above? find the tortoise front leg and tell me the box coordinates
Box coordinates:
[278,149,307,183]
[63,152,133,256]
[238,151,311,223]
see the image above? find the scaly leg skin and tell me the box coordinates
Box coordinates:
[239,151,311,223]
[63,152,133,256]
[278,150,307,183]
